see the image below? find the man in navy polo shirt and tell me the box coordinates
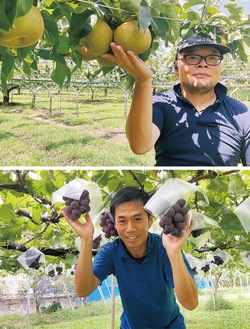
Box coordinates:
[103,34,250,166]
[64,187,198,329]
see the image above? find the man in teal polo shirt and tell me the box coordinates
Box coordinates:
[64,187,198,328]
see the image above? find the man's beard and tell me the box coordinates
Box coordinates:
[182,79,215,95]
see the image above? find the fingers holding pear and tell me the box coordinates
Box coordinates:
[76,18,152,68]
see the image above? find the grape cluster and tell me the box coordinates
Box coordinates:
[70,263,76,275]
[100,211,118,238]
[212,255,224,266]
[29,255,41,270]
[48,265,63,277]
[63,189,90,220]
[191,229,202,238]
[56,265,63,275]
[92,234,102,250]
[159,199,188,237]
[25,249,41,270]
[201,264,210,273]
[48,268,55,277]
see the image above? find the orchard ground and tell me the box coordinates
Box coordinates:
[0,86,155,166]
[1,85,249,167]
[0,288,250,329]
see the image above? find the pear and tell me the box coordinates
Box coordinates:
[0,6,44,48]
[76,46,96,61]
[80,19,113,56]
[96,56,117,67]
[114,20,152,55]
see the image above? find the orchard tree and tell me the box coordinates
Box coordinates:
[0,0,249,104]
[0,169,249,274]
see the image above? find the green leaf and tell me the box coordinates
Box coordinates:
[220,211,246,235]
[140,0,152,32]
[57,35,71,55]
[228,174,246,195]
[1,222,23,240]
[70,52,82,73]
[150,17,167,39]
[51,62,71,88]
[15,0,33,19]
[41,9,59,47]
[22,60,31,75]
[2,53,15,80]
[224,0,245,20]
[0,71,8,97]
[69,9,94,43]
[183,0,205,10]
[50,50,66,65]
[0,0,17,31]
[53,3,75,22]
[234,39,249,62]
[151,2,180,44]
[210,12,233,28]
[16,44,36,61]
[119,0,141,17]
[0,203,16,223]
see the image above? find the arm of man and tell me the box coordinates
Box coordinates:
[103,43,160,154]
[63,210,100,297]
[162,218,198,310]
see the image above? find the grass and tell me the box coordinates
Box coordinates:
[1,87,249,167]
[0,88,155,166]
[0,291,250,329]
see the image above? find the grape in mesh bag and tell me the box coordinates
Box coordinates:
[159,199,188,237]
[63,189,91,220]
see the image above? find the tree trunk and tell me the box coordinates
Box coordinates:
[3,94,9,106]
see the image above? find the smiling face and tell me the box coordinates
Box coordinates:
[114,200,153,258]
[176,46,223,96]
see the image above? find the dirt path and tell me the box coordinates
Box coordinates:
[27,112,127,144]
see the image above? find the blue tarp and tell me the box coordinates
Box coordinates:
[87,277,120,302]
[195,277,212,289]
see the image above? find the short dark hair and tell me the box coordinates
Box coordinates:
[110,187,150,219]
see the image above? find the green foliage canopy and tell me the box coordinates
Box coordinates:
[0,169,249,273]
[0,0,249,98]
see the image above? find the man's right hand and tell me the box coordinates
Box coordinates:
[62,208,94,240]
[102,42,153,84]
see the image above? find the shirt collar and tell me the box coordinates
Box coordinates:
[174,82,227,102]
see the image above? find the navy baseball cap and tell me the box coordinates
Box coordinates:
[176,34,231,56]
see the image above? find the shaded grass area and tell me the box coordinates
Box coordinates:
[0,295,250,329]
[0,91,155,166]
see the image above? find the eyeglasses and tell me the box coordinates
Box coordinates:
[177,54,223,66]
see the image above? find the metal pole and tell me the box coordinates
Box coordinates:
[26,275,30,329]
[62,277,74,310]
[110,275,115,329]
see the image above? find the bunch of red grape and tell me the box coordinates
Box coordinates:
[63,189,90,220]
[159,199,188,237]
[92,234,102,249]
[212,255,224,266]
[100,211,118,238]
[56,264,63,275]
[28,255,41,270]
[201,264,210,273]
[191,228,202,238]
[25,249,41,270]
